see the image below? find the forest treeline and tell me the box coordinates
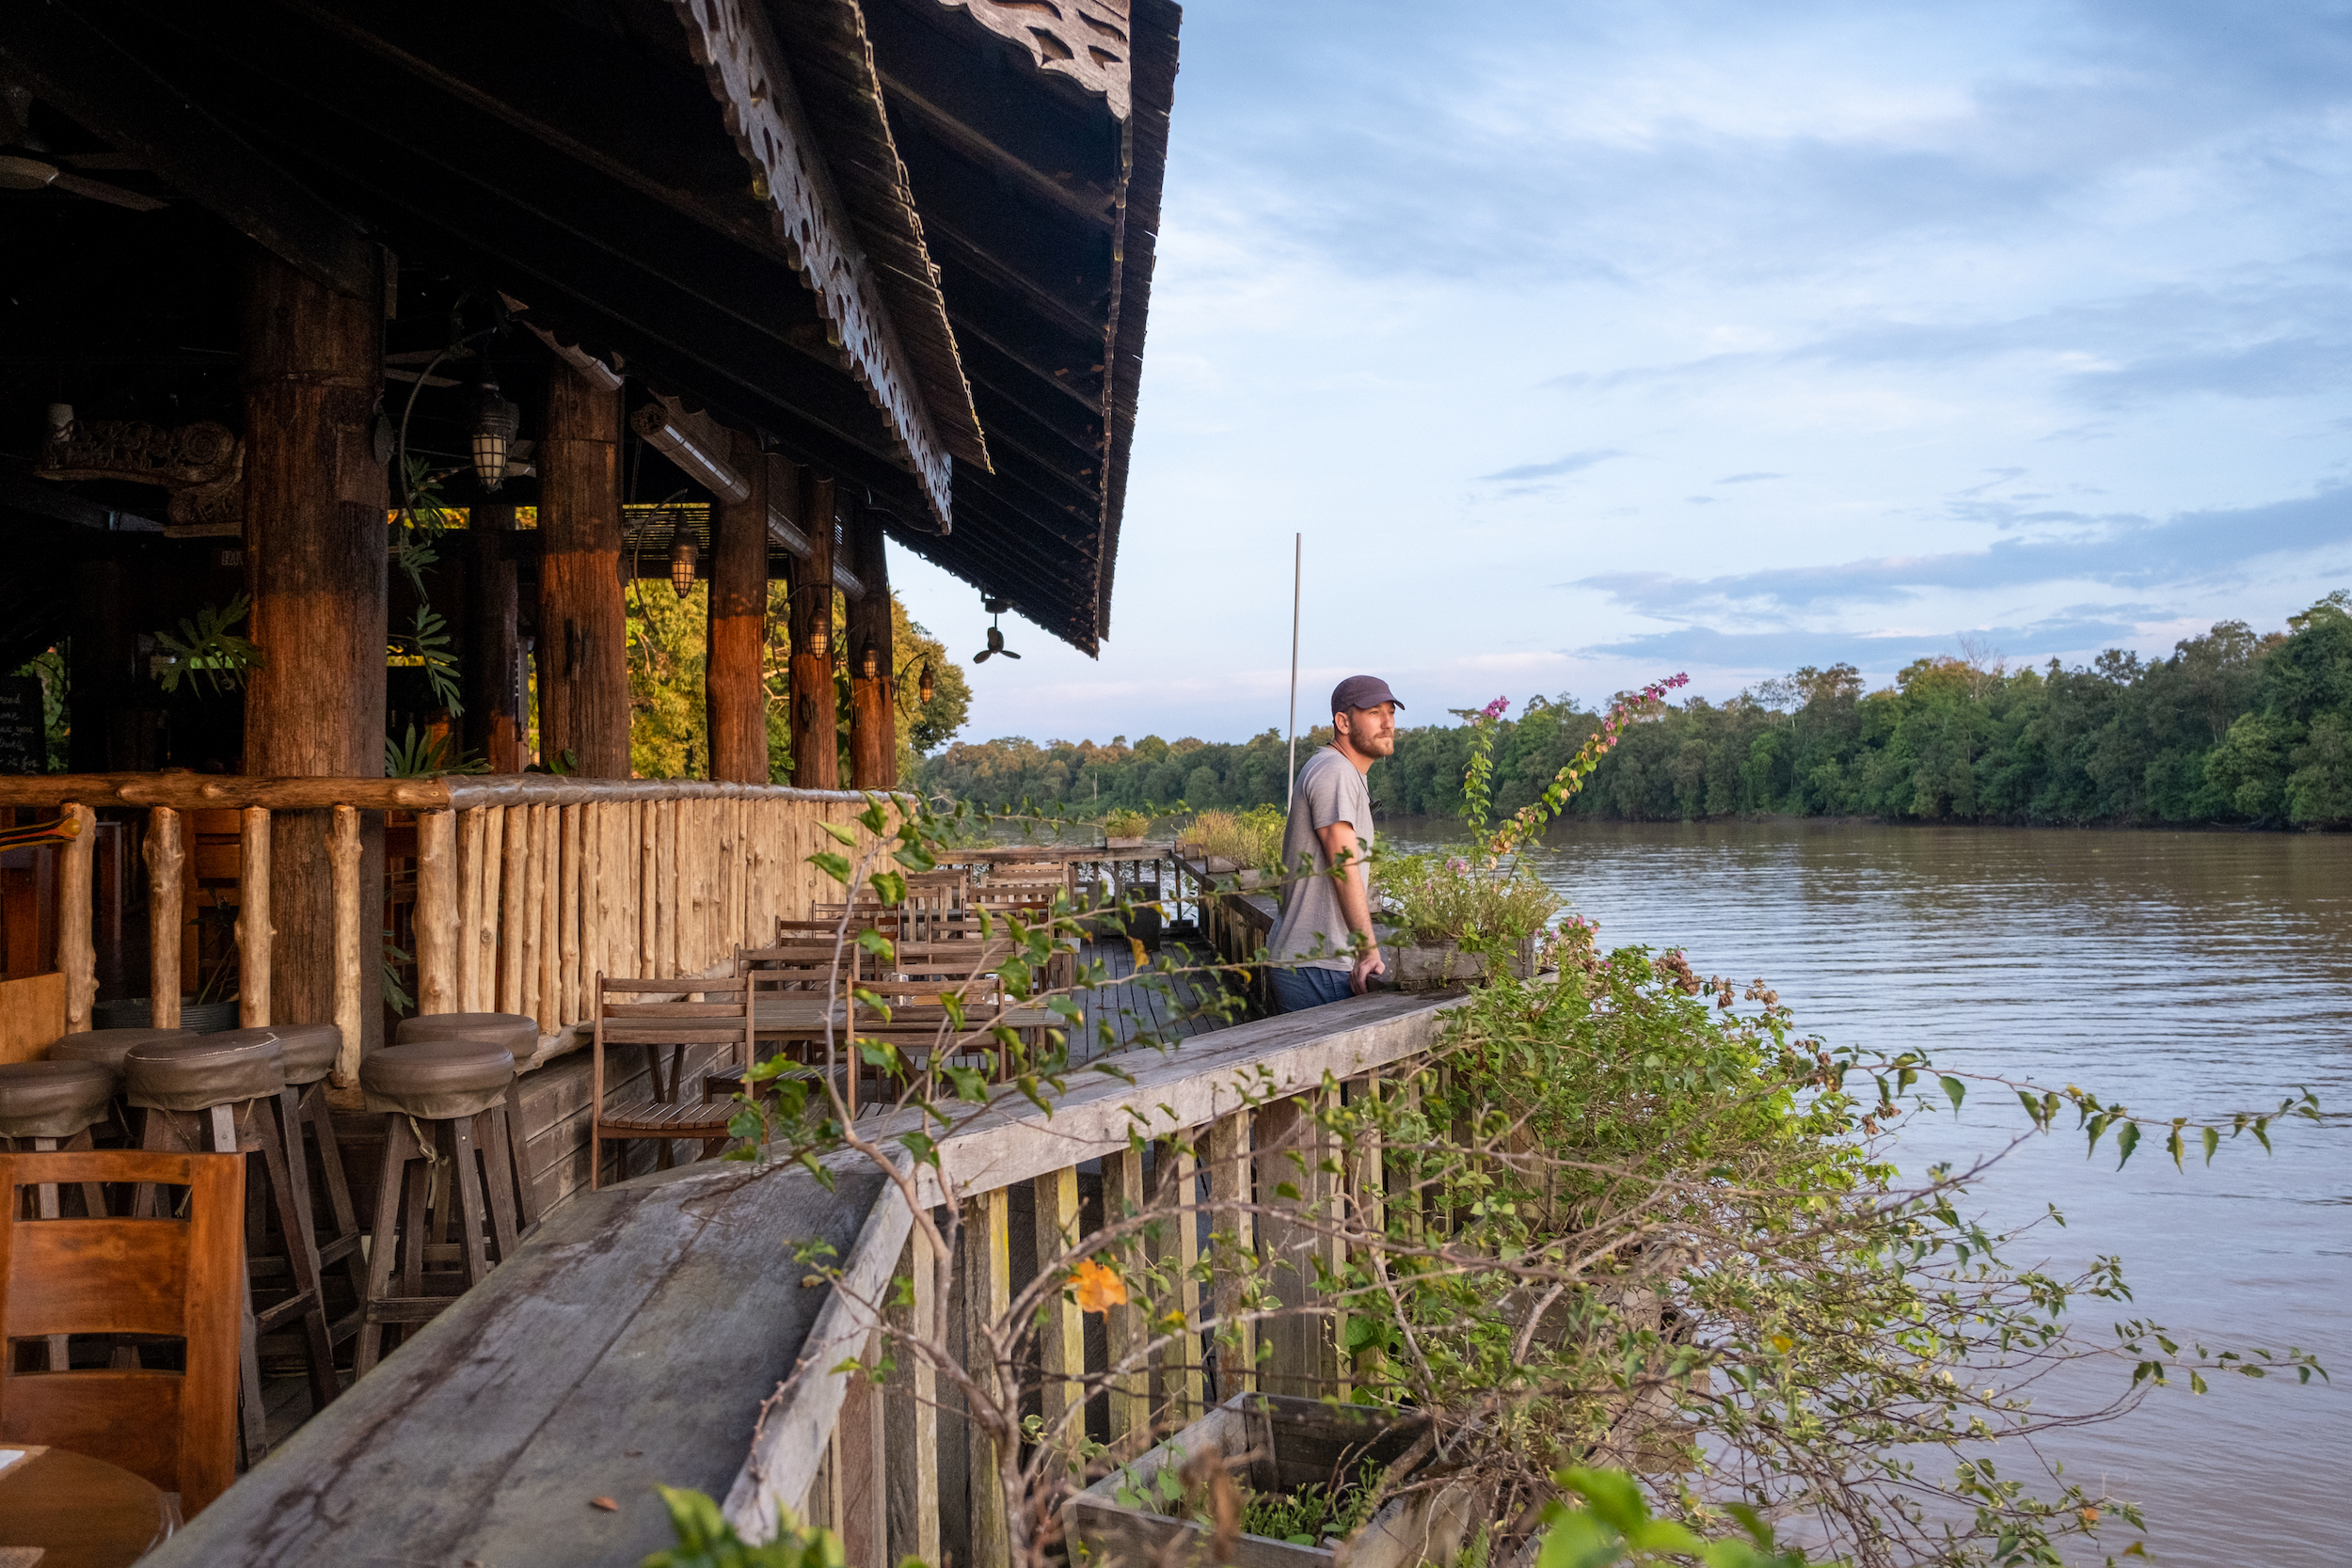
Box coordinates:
[914,592,2352,828]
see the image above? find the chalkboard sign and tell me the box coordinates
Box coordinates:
[0,676,47,774]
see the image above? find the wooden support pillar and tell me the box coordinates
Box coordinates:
[707,431,771,783]
[58,803,95,1034]
[465,503,525,773]
[789,472,839,791]
[538,359,629,778]
[238,244,387,1045]
[886,1232,943,1568]
[961,1187,1011,1568]
[848,506,895,790]
[144,807,183,1029]
[236,808,271,1027]
[1255,1091,1341,1398]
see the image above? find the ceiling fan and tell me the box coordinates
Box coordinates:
[972,597,1021,662]
[0,84,167,212]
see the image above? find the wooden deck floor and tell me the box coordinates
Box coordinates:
[1070,935,1249,1064]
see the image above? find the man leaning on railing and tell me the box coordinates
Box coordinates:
[1264,674,1399,1013]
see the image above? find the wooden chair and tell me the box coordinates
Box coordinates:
[0,1148,243,1517]
[849,976,1019,1100]
[589,974,753,1190]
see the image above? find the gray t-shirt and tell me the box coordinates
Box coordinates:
[1267,747,1374,972]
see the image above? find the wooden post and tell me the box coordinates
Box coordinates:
[527,804,554,1032]
[236,808,272,1027]
[58,802,96,1033]
[961,1186,1011,1568]
[1033,1166,1084,1436]
[145,807,183,1029]
[1104,1145,1150,1446]
[838,1327,887,1568]
[559,804,582,1023]
[848,505,895,790]
[789,471,839,790]
[454,808,485,1012]
[1254,1093,1340,1398]
[1149,1140,1202,1423]
[478,806,505,1014]
[238,244,387,1047]
[1205,1110,1255,1396]
[538,356,629,778]
[886,1233,942,1568]
[466,503,526,773]
[708,430,771,784]
[415,809,457,1015]
[1347,1077,1387,1390]
[329,806,362,1086]
[501,806,528,1015]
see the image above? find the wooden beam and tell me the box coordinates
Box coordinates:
[0,1,381,300]
[1032,1166,1084,1436]
[57,803,95,1034]
[666,0,955,526]
[416,810,457,1016]
[145,807,183,1030]
[237,808,272,1028]
[961,1186,1012,1568]
[330,806,363,1088]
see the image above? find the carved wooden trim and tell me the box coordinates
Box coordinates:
[936,0,1134,119]
[667,0,952,527]
[38,417,245,533]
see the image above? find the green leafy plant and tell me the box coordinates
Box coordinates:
[1101,806,1151,839]
[1534,1467,1815,1568]
[1375,851,1563,947]
[153,594,262,697]
[642,1487,847,1568]
[1185,805,1283,868]
[389,605,464,715]
[381,930,413,1014]
[387,723,488,778]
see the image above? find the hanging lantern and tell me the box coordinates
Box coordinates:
[860,643,878,680]
[806,605,830,661]
[918,661,934,705]
[465,370,521,491]
[666,517,698,598]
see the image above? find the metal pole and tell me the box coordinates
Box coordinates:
[1285,531,1301,805]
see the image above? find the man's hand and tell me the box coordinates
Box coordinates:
[1350,942,1386,996]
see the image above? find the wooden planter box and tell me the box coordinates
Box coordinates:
[1066,1394,1481,1568]
[1389,936,1535,991]
[1104,836,1151,849]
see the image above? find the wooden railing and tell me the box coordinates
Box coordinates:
[0,774,881,1080]
[722,993,1454,1564]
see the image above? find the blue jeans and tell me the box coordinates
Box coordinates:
[1267,964,1354,1014]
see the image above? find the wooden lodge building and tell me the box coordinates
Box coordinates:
[0,8,1460,1567]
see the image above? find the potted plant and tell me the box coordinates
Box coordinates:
[1102,807,1152,848]
[1065,1394,1483,1568]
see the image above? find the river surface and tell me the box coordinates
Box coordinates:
[1380,817,2351,1567]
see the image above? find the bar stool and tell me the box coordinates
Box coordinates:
[393,1012,542,1227]
[47,1028,196,1143]
[0,1061,119,1370]
[123,1030,341,1464]
[268,1023,368,1342]
[356,1038,524,1376]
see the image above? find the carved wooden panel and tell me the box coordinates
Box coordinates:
[38,418,244,535]
[668,0,953,529]
[936,0,1134,119]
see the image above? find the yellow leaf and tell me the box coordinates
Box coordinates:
[1071,1257,1128,1313]
[1770,1334,1792,1354]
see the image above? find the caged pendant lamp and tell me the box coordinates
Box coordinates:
[666,515,698,598]
[465,369,521,491]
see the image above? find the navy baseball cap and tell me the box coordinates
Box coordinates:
[1330,675,1403,714]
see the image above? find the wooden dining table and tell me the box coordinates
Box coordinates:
[0,1445,171,1568]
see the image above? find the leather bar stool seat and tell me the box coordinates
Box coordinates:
[123,1030,286,1113]
[270,1023,342,1087]
[392,1012,538,1068]
[362,1039,515,1120]
[0,1061,118,1141]
[46,1027,197,1076]
[357,1038,526,1376]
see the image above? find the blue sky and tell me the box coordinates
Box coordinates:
[889,0,2352,746]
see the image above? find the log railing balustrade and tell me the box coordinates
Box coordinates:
[0,774,884,1085]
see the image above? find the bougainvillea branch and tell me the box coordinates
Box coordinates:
[1456,693,1512,836]
[1485,673,1690,858]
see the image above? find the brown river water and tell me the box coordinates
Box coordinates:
[1379,818,2352,1566]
